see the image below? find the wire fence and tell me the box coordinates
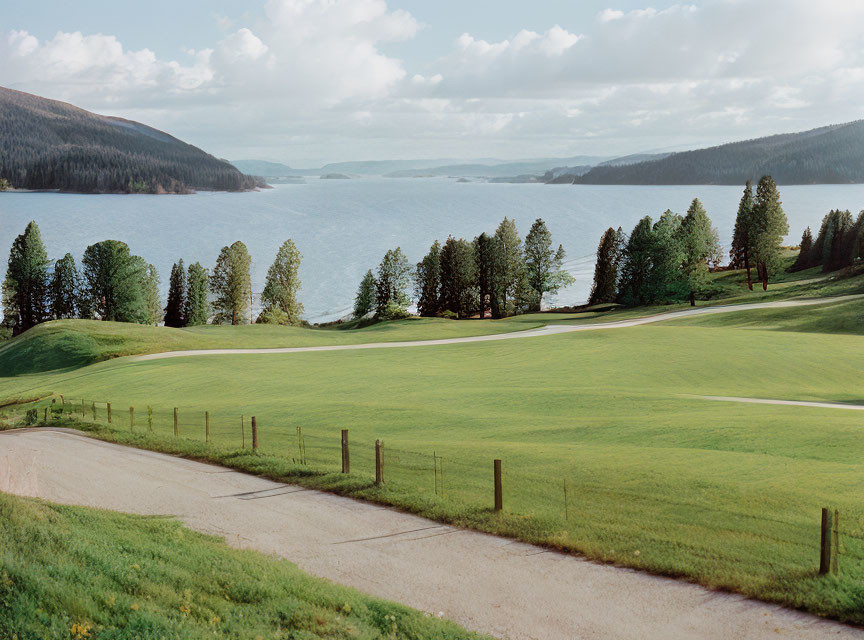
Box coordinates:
[5,394,863,584]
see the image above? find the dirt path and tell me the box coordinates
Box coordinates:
[693,395,864,411]
[1,429,859,640]
[136,295,862,361]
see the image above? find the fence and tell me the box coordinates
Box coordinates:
[8,394,864,584]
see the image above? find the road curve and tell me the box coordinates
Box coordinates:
[1,428,860,640]
[692,395,864,411]
[137,295,862,361]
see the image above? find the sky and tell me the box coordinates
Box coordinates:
[2,0,864,167]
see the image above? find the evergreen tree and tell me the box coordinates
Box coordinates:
[589,227,622,305]
[489,217,525,318]
[730,181,755,290]
[825,210,854,272]
[375,248,412,319]
[439,236,477,318]
[353,270,376,319]
[414,240,442,317]
[849,211,864,265]
[49,253,80,320]
[184,262,210,326]
[524,218,574,311]
[648,210,687,303]
[679,199,720,306]
[750,176,789,290]
[210,241,252,325]
[81,240,148,323]
[258,239,303,325]
[141,262,161,325]
[618,217,654,305]
[792,227,814,271]
[2,221,49,335]
[473,233,494,318]
[164,260,187,328]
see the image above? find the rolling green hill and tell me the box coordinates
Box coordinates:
[0,86,258,194]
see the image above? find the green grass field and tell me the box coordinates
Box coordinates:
[0,492,483,639]
[4,263,864,624]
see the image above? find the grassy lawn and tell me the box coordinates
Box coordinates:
[4,297,864,623]
[0,491,483,640]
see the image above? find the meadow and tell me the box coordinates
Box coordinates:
[3,265,864,623]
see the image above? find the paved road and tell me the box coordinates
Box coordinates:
[136,295,862,361]
[694,395,864,411]
[1,429,860,640]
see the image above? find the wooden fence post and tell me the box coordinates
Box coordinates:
[341,429,350,473]
[173,408,178,438]
[251,416,258,450]
[107,403,112,424]
[832,509,840,575]
[147,406,152,432]
[205,411,210,444]
[375,439,383,485]
[494,459,503,512]
[820,507,832,575]
[129,406,134,432]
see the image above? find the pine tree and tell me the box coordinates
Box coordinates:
[618,217,654,305]
[473,233,494,319]
[185,262,210,326]
[375,248,412,319]
[679,199,720,306]
[524,218,574,311]
[353,270,376,319]
[730,181,755,290]
[414,240,441,317]
[142,263,162,325]
[3,221,49,334]
[439,236,476,318]
[489,218,525,318]
[792,227,814,271]
[258,239,303,325]
[81,240,148,323]
[210,241,251,325]
[49,253,80,320]
[164,260,187,327]
[589,227,622,305]
[750,176,789,290]
[649,210,687,303]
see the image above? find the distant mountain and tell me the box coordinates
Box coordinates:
[597,152,671,167]
[574,121,864,185]
[230,159,294,177]
[0,86,257,194]
[384,156,609,179]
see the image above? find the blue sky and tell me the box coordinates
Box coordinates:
[2,1,862,166]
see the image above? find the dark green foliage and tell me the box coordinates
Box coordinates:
[164,260,187,328]
[618,217,654,305]
[489,218,526,318]
[415,240,442,317]
[0,86,258,194]
[679,199,721,304]
[258,239,303,326]
[2,221,49,334]
[792,227,814,271]
[353,270,376,319]
[589,227,623,305]
[184,262,210,326]
[439,237,476,318]
[49,253,81,320]
[750,176,790,290]
[649,211,687,302]
[81,241,148,323]
[811,209,856,273]
[524,218,574,311]
[375,248,412,318]
[141,262,161,326]
[211,242,252,325]
[730,181,755,288]
[577,120,864,185]
[473,233,494,318]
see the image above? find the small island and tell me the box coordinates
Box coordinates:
[320,173,351,180]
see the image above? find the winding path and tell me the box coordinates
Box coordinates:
[1,428,860,640]
[137,295,862,361]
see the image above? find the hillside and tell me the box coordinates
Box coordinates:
[572,121,864,185]
[229,159,294,177]
[0,87,258,194]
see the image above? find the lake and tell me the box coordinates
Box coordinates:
[1,178,862,322]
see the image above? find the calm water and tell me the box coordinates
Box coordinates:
[2,178,863,322]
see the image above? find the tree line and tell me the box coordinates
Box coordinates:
[790,208,864,274]
[1,221,303,337]
[588,175,789,306]
[353,217,574,320]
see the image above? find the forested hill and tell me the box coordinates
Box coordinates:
[0,87,258,194]
[574,121,864,185]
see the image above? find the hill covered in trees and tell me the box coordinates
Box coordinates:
[0,87,258,194]
[570,121,864,185]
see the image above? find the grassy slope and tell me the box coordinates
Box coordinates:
[0,491,483,640]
